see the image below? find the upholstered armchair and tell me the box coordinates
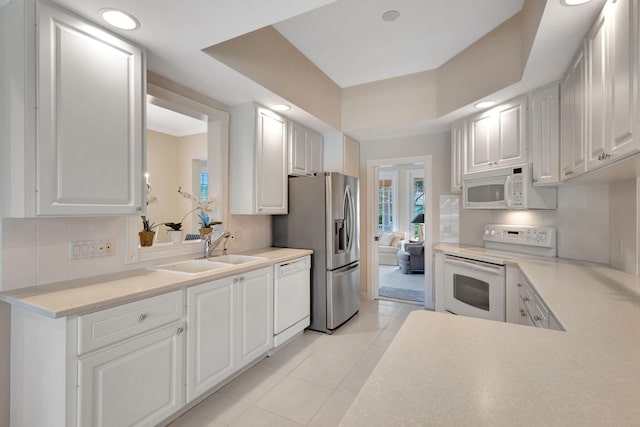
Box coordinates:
[397,242,425,274]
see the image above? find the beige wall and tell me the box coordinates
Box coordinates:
[204,26,342,130]
[359,132,450,294]
[342,70,437,132]
[147,130,181,242]
[0,301,8,427]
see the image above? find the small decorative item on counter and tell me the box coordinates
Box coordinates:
[164,222,183,244]
[178,187,223,240]
[139,216,158,247]
[198,213,222,239]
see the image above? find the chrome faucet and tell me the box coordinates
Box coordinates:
[203,230,231,258]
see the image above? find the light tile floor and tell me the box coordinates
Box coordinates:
[168,299,423,427]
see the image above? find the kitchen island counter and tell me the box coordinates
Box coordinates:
[341,246,640,426]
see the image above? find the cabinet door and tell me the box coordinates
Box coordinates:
[495,96,528,168]
[467,112,495,172]
[289,121,308,176]
[560,69,576,180]
[450,120,466,192]
[236,268,273,369]
[78,322,185,427]
[308,131,324,175]
[587,10,609,169]
[186,278,235,403]
[608,0,637,160]
[256,107,287,214]
[343,135,360,178]
[530,86,560,185]
[36,2,144,216]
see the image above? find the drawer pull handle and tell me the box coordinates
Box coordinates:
[139,313,148,321]
[519,309,527,317]
[240,276,245,282]
[233,278,239,284]
[522,297,530,303]
[177,327,184,335]
[533,315,542,322]
[516,283,522,288]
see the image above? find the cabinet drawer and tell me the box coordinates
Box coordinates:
[533,299,549,328]
[516,279,535,314]
[78,290,184,355]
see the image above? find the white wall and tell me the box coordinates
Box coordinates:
[460,184,620,268]
[609,179,637,274]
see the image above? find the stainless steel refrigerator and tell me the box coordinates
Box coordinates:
[272,172,360,333]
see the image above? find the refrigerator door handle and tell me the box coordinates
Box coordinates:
[344,185,355,253]
[335,262,359,273]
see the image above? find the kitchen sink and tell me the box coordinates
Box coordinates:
[150,259,232,275]
[210,255,267,264]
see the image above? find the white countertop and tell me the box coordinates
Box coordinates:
[341,244,640,426]
[0,247,312,318]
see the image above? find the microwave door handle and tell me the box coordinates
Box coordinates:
[504,175,513,209]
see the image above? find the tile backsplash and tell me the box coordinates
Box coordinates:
[1,217,128,291]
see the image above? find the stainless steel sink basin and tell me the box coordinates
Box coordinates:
[210,255,267,264]
[150,259,232,275]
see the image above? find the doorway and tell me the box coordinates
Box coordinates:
[366,156,433,308]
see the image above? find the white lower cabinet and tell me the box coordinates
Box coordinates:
[186,266,273,403]
[186,278,235,403]
[507,268,564,331]
[236,267,274,369]
[11,266,276,426]
[78,322,185,427]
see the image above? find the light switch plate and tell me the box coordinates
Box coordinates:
[69,240,113,260]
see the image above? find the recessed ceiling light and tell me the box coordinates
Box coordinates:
[272,104,290,112]
[474,101,497,109]
[382,10,400,22]
[100,8,140,30]
[560,0,592,6]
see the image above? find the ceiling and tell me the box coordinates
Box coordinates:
[53,0,606,140]
[274,0,524,88]
[147,103,207,137]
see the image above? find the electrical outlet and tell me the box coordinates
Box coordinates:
[69,240,114,260]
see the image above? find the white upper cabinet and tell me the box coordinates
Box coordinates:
[467,95,528,173]
[0,0,145,217]
[561,46,589,181]
[324,132,360,178]
[229,103,288,215]
[530,85,560,185]
[587,0,638,170]
[450,120,466,193]
[288,121,324,177]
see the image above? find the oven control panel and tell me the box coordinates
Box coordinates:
[483,224,556,248]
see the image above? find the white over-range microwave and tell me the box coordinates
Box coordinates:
[462,164,557,210]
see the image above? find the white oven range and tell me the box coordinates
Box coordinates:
[439,224,556,322]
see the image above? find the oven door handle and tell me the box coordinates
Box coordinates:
[444,256,504,276]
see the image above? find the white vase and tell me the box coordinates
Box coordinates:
[169,230,182,244]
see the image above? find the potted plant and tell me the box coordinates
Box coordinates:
[198,213,223,239]
[164,222,184,244]
[139,216,158,247]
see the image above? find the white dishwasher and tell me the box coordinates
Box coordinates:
[273,256,311,348]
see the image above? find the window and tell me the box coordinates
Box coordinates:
[378,170,398,232]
